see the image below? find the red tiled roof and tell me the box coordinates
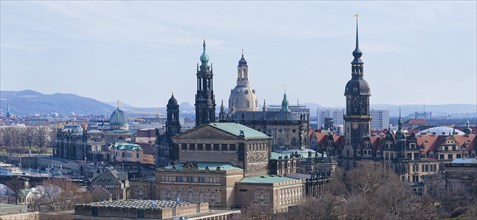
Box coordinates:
[453,134,476,153]
[416,135,445,153]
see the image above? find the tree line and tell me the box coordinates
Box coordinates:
[239,163,477,220]
[0,125,57,150]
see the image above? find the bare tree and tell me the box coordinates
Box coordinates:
[34,126,48,148]
[29,178,92,212]
[2,177,26,204]
[281,195,344,220]
[24,126,36,149]
[232,204,274,220]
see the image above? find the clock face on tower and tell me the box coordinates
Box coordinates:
[352,123,359,129]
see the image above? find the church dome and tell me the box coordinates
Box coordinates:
[229,85,258,113]
[168,95,178,106]
[344,78,371,96]
[238,56,247,66]
[228,51,258,113]
[110,108,129,130]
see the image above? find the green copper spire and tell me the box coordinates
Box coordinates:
[281,92,289,112]
[464,120,472,135]
[200,40,209,63]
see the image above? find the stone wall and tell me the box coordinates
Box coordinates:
[0,212,39,220]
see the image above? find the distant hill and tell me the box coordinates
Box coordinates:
[0,90,115,116]
[1,90,474,118]
[105,101,196,116]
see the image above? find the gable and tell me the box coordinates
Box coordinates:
[174,125,242,142]
[92,170,123,185]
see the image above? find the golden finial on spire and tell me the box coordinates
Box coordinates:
[116,99,120,109]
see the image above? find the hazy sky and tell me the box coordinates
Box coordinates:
[1,1,476,108]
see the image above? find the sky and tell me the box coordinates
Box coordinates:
[1,1,476,108]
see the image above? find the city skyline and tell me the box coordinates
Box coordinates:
[1,1,476,108]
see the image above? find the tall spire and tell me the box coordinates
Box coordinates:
[351,14,364,76]
[281,92,289,112]
[398,108,402,129]
[200,40,209,64]
[220,100,225,112]
[219,100,226,121]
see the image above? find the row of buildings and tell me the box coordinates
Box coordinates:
[49,18,477,218]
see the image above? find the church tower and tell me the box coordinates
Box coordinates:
[165,94,181,165]
[166,94,181,141]
[342,16,372,161]
[228,50,258,113]
[195,41,216,126]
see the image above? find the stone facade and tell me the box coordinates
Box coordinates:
[91,168,129,200]
[221,111,309,149]
[129,177,156,200]
[235,175,304,213]
[174,123,271,176]
[54,124,89,160]
[155,162,244,208]
[109,142,143,163]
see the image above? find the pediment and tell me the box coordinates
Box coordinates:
[174,125,241,141]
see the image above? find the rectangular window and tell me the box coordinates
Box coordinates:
[448,154,453,160]
[214,144,220,150]
[181,144,187,150]
[198,144,203,150]
[205,144,211,150]
[239,189,248,192]
[221,144,228,151]
[229,144,236,151]
[456,154,461,158]
[439,154,444,159]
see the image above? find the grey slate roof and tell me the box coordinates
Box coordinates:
[228,111,301,122]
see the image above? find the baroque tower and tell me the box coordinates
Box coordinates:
[195,41,216,126]
[166,95,181,143]
[342,16,371,161]
[165,94,181,164]
[228,50,258,113]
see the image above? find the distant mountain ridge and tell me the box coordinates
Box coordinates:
[1,90,475,118]
[0,90,115,116]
